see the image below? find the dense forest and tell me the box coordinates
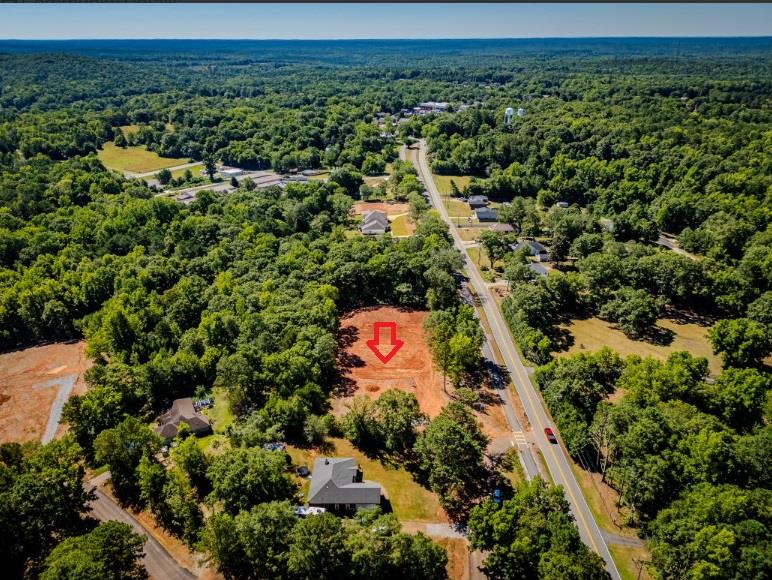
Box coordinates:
[0,39,770,579]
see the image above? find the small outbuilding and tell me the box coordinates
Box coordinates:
[475,207,498,222]
[307,457,381,513]
[488,222,514,233]
[528,262,549,277]
[155,398,211,442]
[360,210,389,235]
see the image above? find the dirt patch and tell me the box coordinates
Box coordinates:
[335,307,511,439]
[353,201,410,216]
[0,341,91,444]
[436,537,470,580]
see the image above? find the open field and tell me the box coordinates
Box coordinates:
[0,341,91,443]
[445,199,475,218]
[353,201,409,216]
[197,387,232,454]
[169,163,203,180]
[433,174,472,196]
[287,437,445,522]
[97,142,189,173]
[457,227,483,241]
[119,124,141,136]
[559,317,722,375]
[335,306,511,439]
[390,213,414,237]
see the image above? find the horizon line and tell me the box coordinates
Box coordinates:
[1,35,771,42]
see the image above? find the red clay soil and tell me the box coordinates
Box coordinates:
[0,341,91,444]
[353,201,410,216]
[335,307,510,439]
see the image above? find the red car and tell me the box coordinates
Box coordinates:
[544,427,558,444]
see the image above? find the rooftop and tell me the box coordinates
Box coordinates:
[307,457,381,506]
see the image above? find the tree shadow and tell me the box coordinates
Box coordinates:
[331,325,363,397]
[638,325,675,346]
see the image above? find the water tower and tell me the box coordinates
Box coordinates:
[504,107,514,125]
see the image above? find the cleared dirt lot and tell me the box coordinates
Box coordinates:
[335,307,510,439]
[353,201,410,216]
[0,341,91,444]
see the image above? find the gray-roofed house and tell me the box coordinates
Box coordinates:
[475,207,498,222]
[511,240,551,262]
[360,210,389,235]
[467,195,489,209]
[528,262,549,277]
[155,398,211,442]
[307,457,381,512]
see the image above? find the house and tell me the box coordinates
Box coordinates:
[528,262,549,277]
[415,101,449,114]
[360,210,389,235]
[511,240,551,262]
[175,191,196,205]
[475,207,498,222]
[307,457,381,512]
[467,195,489,209]
[488,222,514,234]
[155,398,211,442]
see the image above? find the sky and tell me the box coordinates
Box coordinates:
[0,3,770,40]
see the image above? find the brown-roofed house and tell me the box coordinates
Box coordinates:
[155,398,211,442]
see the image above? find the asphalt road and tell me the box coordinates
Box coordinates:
[88,474,196,580]
[411,141,621,579]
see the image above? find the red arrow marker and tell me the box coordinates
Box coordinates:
[366,321,404,364]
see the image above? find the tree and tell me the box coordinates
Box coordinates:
[41,521,147,580]
[599,286,663,337]
[170,432,211,495]
[156,168,171,185]
[93,417,160,507]
[415,402,489,518]
[409,192,429,223]
[230,176,239,188]
[203,154,217,181]
[372,390,426,455]
[114,132,128,148]
[287,513,349,579]
[709,318,771,368]
[0,437,95,578]
[207,448,298,515]
[478,231,509,268]
[468,478,610,580]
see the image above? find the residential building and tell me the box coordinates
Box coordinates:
[360,210,389,235]
[467,195,489,209]
[475,207,498,222]
[511,239,551,262]
[307,457,381,512]
[155,398,211,442]
[528,262,549,277]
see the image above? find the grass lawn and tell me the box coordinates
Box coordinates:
[287,437,443,522]
[568,461,637,538]
[433,174,472,196]
[169,163,203,180]
[197,388,233,454]
[119,124,141,136]
[445,199,474,218]
[457,227,485,241]
[610,544,653,580]
[390,214,414,237]
[364,174,389,188]
[559,317,722,375]
[309,171,330,181]
[98,142,190,174]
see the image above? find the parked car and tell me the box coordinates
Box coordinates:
[544,427,558,444]
[296,466,310,477]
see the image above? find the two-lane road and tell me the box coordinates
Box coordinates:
[410,141,620,579]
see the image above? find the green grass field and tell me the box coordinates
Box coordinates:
[559,317,722,375]
[433,174,472,195]
[287,438,443,521]
[445,199,474,218]
[119,124,141,136]
[390,214,413,237]
[97,142,189,173]
[610,544,653,580]
[169,164,203,180]
[196,388,234,454]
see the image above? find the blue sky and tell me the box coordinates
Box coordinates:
[0,3,770,40]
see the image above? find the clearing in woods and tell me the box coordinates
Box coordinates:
[335,306,510,439]
[97,142,190,174]
[0,341,91,443]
